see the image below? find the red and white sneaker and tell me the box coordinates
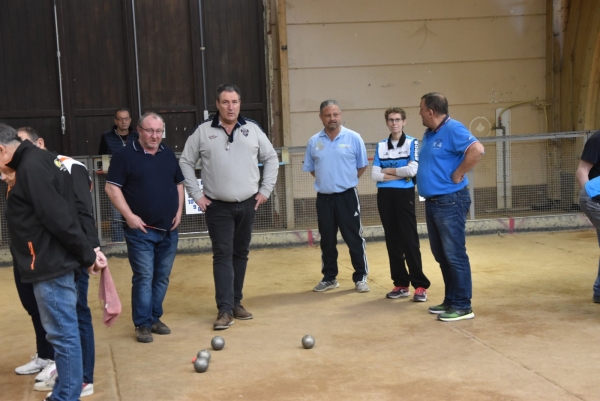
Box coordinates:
[413,287,427,302]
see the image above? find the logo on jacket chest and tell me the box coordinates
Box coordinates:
[241,128,249,137]
[209,135,218,139]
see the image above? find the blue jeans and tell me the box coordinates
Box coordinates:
[75,268,94,384]
[33,270,82,401]
[425,187,472,310]
[578,189,600,297]
[124,227,178,328]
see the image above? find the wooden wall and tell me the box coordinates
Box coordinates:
[0,0,269,156]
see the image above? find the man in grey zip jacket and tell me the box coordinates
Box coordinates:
[180,83,278,330]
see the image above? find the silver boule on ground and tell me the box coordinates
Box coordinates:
[301,335,315,349]
[193,357,209,373]
[197,349,211,362]
[211,336,225,350]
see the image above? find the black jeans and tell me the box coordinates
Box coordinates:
[205,196,256,314]
[316,188,368,283]
[13,266,54,360]
[377,187,430,289]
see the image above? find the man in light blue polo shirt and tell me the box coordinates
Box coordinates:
[303,100,370,293]
[417,92,484,322]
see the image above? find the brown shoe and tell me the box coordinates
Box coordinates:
[213,312,234,330]
[233,305,253,320]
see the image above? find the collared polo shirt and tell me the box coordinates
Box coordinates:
[107,140,184,230]
[303,126,368,194]
[417,117,478,198]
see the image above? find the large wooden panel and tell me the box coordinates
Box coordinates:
[64,0,130,110]
[203,0,267,129]
[63,0,132,155]
[288,16,546,69]
[288,59,546,113]
[0,0,61,138]
[286,0,545,24]
[0,117,63,152]
[135,0,196,108]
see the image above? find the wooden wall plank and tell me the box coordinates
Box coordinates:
[287,16,545,69]
[289,59,546,113]
[286,0,545,24]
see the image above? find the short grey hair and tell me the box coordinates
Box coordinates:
[0,123,22,146]
[138,112,164,127]
[319,99,340,114]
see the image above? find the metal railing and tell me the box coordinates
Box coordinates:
[0,130,593,248]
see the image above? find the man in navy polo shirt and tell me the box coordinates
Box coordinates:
[105,112,184,343]
[417,92,484,322]
[303,99,370,293]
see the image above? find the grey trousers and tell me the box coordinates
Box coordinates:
[578,188,600,297]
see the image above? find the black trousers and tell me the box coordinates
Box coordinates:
[316,188,368,283]
[377,187,430,289]
[205,196,256,314]
[13,266,54,360]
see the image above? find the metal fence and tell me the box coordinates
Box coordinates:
[0,130,593,249]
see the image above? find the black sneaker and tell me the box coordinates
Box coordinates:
[593,295,600,303]
[136,326,153,343]
[151,320,171,335]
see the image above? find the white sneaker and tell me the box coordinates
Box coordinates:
[47,382,94,398]
[15,354,51,375]
[35,360,56,382]
[33,368,57,391]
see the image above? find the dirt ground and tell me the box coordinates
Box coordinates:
[2,230,600,401]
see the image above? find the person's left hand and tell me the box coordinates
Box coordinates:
[451,171,464,184]
[88,248,107,275]
[254,193,268,210]
[171,212,182,231]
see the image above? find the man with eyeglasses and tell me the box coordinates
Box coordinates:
[372,107,430,302]
[106,112,184,343]
[98,108,138,155]
[99,109,138,242]
[179,83,278,331]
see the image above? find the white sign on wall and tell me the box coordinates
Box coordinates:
[185,179,203,214]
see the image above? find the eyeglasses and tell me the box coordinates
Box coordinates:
[387,118,403,123]
[115,117,131,122]
[138,126,164,135]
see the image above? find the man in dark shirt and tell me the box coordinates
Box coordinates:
[99,108,138,242]
[105,112,184,343]
[98,108,138,155]
[576,131,600,303]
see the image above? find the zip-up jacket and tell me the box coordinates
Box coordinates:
[57,155,100,248]
[179,113,278,202]
[6,141,97,284]
[98,125,139,155]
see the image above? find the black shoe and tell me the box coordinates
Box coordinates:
[136,326,153,343]
[151,320,171,335]
[593,295,600,303]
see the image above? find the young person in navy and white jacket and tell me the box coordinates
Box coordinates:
[371,107,430,302]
